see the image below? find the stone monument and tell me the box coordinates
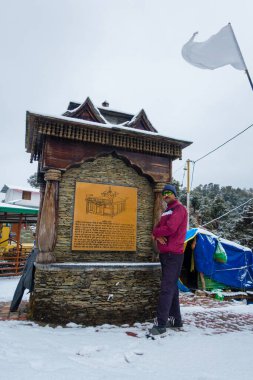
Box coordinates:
[25,97,191,325]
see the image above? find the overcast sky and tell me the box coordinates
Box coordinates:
[1,0,253,196]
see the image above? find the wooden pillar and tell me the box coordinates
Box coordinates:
[152,182,166,260]
[36,169,62,264]
[153,182,166,226]
[35,181,46,248]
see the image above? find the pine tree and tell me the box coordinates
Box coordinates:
[27,173,39,189]
[176,182,253,249]
[230,204,253,248]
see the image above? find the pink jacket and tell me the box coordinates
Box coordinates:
[152,199,187,254]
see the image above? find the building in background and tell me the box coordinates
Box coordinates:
[1,184,39,208]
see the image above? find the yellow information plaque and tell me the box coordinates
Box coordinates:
[72,182,137,251]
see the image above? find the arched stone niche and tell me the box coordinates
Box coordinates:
[54,154,155,262]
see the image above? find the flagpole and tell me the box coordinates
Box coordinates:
[228,23,253,92]
[245,69,253,91]
[186,159,190,229]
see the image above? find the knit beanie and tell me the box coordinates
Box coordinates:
[162,184,177,197]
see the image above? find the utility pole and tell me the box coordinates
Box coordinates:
[186,159,191,229]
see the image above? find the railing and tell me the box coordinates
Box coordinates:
[0,248,31,277]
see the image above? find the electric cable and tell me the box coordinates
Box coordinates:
[200,197,253,228]
[173,163,186,175]
[190,161,196,188]
[189,122,253,188]
[194,122,253,163]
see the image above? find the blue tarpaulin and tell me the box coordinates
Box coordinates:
[186,228,253,290]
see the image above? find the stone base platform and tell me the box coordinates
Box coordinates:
[31,262,161,326]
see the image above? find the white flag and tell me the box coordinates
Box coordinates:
[182,24,246,71]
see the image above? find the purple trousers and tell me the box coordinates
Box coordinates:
[157,252,184,327]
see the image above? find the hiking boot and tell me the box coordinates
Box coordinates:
[166,316,183,328]
[149,325,166,336]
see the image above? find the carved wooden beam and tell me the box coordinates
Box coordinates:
[36,169,61,264]
[42,137,172,183]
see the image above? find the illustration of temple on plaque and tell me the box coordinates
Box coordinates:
[86,186,126,217]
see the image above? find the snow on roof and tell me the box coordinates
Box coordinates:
[1,184,40,193]
[66,98,109,124]
[195,227,217,237]
[6,199,24,204]
[28,111,192,145]
[219,237,252,252]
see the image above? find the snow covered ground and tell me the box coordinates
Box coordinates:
[0,277,29,302]
[1,277,253,380]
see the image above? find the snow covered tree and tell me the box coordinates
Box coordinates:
[177,183,253,247]
[230,203,253,248]
[27,173,39,188]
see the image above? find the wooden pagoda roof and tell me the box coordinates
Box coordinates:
[26,97,192,162]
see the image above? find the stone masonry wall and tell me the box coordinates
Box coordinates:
[32,264,161,325]
[54,154,155,262]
